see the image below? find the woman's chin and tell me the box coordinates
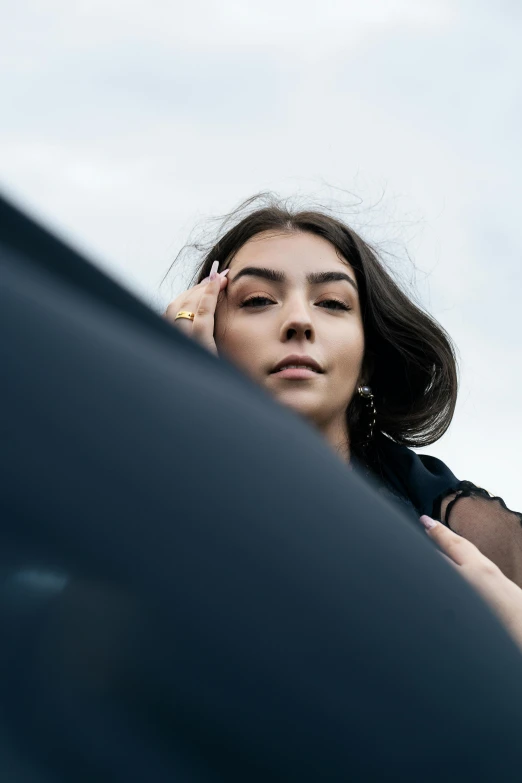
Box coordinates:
[270,388,322,420]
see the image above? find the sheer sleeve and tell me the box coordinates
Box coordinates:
[437,481,522,589]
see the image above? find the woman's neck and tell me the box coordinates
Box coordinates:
[315,416,351,464]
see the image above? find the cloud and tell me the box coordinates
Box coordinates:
[2,0,456,62]
[1,0,520,508]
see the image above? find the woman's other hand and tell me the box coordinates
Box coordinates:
[164,261,229,355]
[421,515,522,654]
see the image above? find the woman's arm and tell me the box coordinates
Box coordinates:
[439,484,522,589]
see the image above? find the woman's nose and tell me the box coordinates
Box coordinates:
[285,323,313,340]
[280,300,315,341]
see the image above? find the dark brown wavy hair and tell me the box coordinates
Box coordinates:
[165,193,458,466]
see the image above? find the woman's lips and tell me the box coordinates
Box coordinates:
[271,368,321,379]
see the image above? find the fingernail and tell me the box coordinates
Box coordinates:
[420,515,438,531]
[209,260,219,281]
[220,268,230,277]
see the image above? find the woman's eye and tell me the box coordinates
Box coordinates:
[240,297,351,311]
[241,296,275,308]
[318,299,351,311]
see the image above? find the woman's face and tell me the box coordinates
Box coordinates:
[214,230,366,431]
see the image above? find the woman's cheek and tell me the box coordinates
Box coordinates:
[226,324,268,377]
[215,314,251,365]
[334,333,365,382]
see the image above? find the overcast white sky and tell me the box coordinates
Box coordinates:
[2,0,521,509]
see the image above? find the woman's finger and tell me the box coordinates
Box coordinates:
[419,515,480,567]
[164,298,198,334]
[192,263,228,353]
[163,277,212,328]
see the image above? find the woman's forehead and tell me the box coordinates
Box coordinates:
[229,230,353,276]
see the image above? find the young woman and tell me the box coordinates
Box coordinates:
[164,194,522,649]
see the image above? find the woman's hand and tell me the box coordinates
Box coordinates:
[163,261,229,355]
[421,515,522,653]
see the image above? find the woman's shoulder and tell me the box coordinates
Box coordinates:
[370,435,459,518]
[374,434,521,519]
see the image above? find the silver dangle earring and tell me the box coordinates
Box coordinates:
[357,385,376,445]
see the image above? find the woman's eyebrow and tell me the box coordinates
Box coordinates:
[230,266,358,291]
[308,270,358,291]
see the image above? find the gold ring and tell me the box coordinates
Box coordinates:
[175,311,195,321]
